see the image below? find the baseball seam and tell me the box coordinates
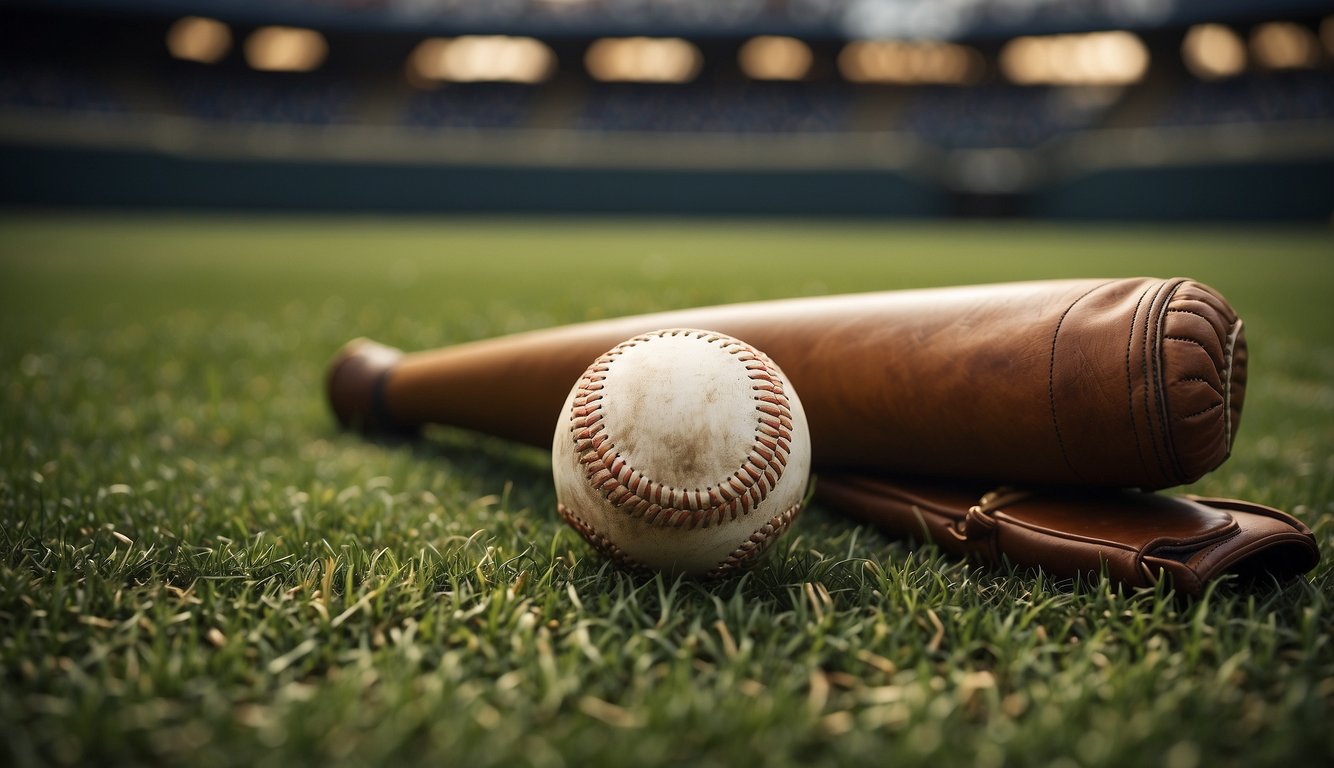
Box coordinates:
[704,502,803,578]
[557,503,648,572]
[557,501,802,578]
[568,329,794,530]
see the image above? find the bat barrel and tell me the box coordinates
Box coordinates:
[325,277,1247,490]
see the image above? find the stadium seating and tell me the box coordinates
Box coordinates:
[169,67,352,125]
[2,3,1331,145]
[900,85,1118,148]
[7,56,1333,142]
[2,3,1330,219]
[0,61,126,114]
[1156,70,1334,127]
[402,84,538,130]
[576,83,851,134]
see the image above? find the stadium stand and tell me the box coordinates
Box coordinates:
[169,68,353,125]
[900,85,1117,148]
[403,84,539,130]
[0,61,126,114]
[1156,70,1334,127]
[2,1,1331,218]
[576,83,851,134]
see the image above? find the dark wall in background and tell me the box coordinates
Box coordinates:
[3,143,1332,221]
[1031,162,1334,222]
[0,145,947,217]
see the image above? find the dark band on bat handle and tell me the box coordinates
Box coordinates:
[326,338,410,434]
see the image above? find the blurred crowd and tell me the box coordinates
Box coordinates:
[4,57,1334,146]
[1158,70,1334,126]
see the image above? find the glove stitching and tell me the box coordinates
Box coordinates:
[1174,528,1241,576]
[1178,402,1224,421]
[1173,375,1222,393]
[1164,335,1209,348]
[1048,283,1110,483]
[1221,320,1241,451]
[1140,280,1177,486]
[1159,280,1193,483]
[1165,308,1215,322]
[1124,284,1155,483]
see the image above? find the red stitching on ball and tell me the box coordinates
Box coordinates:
[557,503,648,572]
[704,501,803,578]
[569,329,793,530]
[559,501,803,578]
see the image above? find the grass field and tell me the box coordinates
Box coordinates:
[1,215,1331,768]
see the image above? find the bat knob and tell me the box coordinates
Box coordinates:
[326,338,408,434]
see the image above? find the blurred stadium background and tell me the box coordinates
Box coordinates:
[2,0,1332,220]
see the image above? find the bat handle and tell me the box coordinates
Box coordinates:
[326,338,410,433]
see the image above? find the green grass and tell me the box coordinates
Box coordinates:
[1,214,1331,768]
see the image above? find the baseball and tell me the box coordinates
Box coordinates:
[552,328,812,577]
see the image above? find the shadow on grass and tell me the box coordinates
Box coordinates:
[358,423,555,505]
[334,426,1322,609]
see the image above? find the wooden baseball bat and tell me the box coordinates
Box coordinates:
[328,277,1245,489]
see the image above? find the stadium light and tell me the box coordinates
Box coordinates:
[1181,24,1246,80]
[166,17,231,64]
[738,37,813,81]
[1000,31,1148,86]
[245,26,327,73]
[409,36,556,84]
[1250,22,1320,69]
[585,38,702,83]
[837,41,982,85]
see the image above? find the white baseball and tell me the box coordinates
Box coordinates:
[552,328,812,577]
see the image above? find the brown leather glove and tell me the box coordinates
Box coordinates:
[329,277,1244,490]
[815,473,1320,595]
